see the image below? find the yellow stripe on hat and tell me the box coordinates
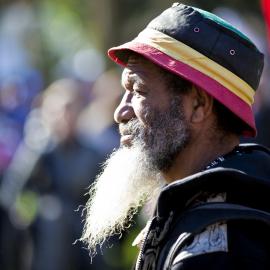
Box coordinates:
[134,28,255,106]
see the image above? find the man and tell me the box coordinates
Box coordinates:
[81,3,270,269]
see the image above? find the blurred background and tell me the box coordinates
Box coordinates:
[0,0,269,269]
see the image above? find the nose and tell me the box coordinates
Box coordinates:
[114,92,135,123]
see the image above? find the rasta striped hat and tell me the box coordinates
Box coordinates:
[108,3,264,137]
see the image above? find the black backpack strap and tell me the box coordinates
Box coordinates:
[161,202,270,269]
[237,143,270,154]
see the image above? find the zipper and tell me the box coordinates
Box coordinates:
[135,217,156,270]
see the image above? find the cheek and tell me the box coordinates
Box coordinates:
[132,98,151,126]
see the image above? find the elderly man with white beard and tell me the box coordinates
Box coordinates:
[81,3,270,269]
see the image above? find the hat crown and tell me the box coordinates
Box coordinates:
[147,3,264,90]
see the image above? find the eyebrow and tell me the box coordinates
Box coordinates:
[121,70,145,90]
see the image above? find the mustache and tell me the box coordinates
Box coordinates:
[119,119,142,137]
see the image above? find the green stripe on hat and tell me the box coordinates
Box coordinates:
[193,7,254,44]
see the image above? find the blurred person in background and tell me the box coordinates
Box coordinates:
[27,79,104,270]
[0,78,109,270]
[0,3,44,267]
[81,3,270,269]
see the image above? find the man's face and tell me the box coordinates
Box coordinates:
[115,55,191,171]
[115,56,174,145]
[81,55,191,255]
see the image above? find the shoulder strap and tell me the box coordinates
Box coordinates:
[161,202,270,269]
[238,143,270,154]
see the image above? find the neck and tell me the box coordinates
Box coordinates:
[163,132,240,183]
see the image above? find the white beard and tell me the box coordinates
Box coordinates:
[80,142,165,255]
[81,95,191,255]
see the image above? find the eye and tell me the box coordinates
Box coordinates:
[133,82,147,96]
[134,89,145,96]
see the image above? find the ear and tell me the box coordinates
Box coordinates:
[190,86,214,124]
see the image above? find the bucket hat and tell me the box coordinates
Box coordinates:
[108,3,264,137]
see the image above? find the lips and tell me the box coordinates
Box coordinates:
[120,134,133,147]
[119,124,134,146]
[119,121,140,147]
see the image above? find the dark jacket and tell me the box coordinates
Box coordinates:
[134,144,270,270]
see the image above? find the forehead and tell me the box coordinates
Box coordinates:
[122,54,163,81]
